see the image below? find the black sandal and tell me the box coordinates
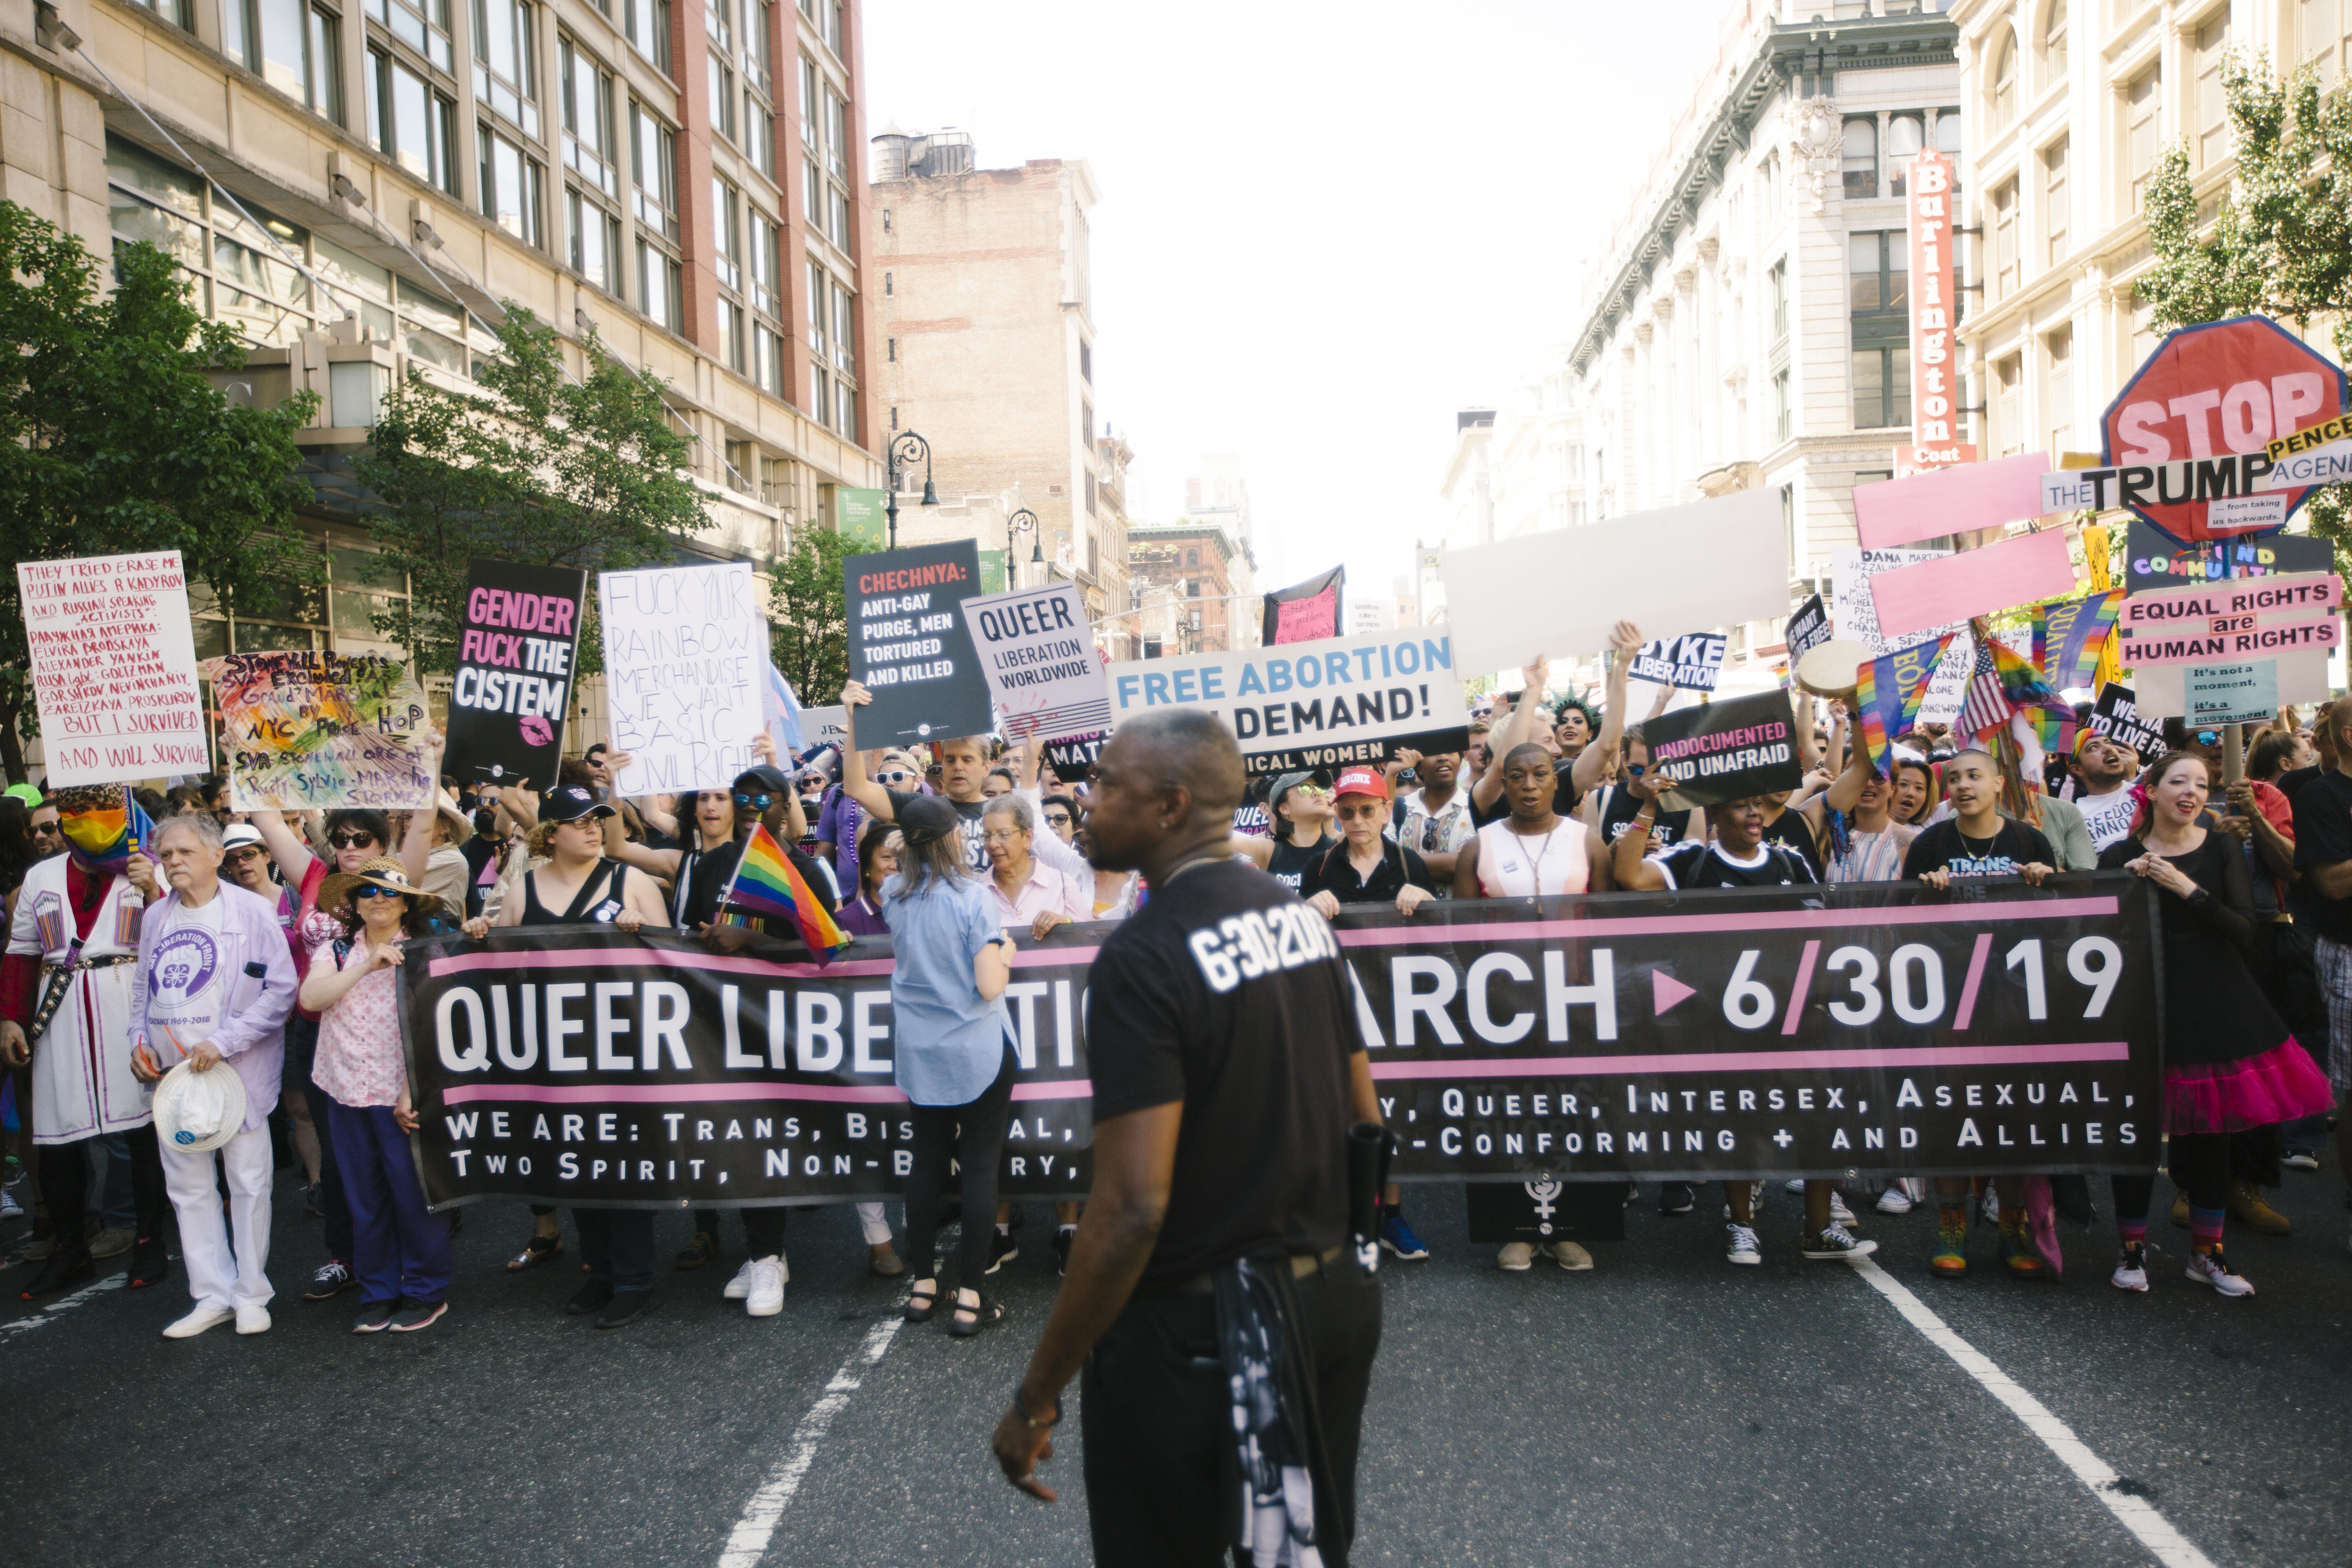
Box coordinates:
[946,1292,1005,1338]
[903,1281,940,1323]
[507,1233,563,1272]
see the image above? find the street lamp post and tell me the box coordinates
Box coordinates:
[884,430,937,549]
[1005,506,1042,588]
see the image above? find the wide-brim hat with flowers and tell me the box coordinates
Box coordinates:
[318,855,426,912]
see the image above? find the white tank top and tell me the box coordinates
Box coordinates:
[1474,818,1588,898]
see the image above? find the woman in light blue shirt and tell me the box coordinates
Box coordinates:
[884,796,1018,1336]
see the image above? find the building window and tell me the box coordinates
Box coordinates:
[800,55,819,147]
[712,178,745,372]
[369,50,458,194]
[709,53,737,143]
[1886,115,1923,196]
[2042,136,2069,264]
[1080,339,1091,382]
[624,0,668,71]
[1185,548,1198,567]
[2126,65,2162,211]
[561,39,619,198]
[2193,15,2231,170]
[751,216,786,397]
[365,0,452,71]
[1841,117,1878,200]
[630,101,678,237]
[227,0,344,122]
[1780,484,1796,572]
[1990,178,2019,299]
[1934,107,1962,156]
[1848,231,1908,315]
[1773,368,1792,442]
[565,185,618,289]
[636,239,681,331]
[1760,149,1782,229]
[810,363,830,428]
[2042,0,2067,78]
[479,123,543,246]
[1990,29,2018,129]
[832,279,854,374]
[109,136,310,350]
[472,0,536,137]
[125,0,194,28]
[1768,258,1788,343]
[836,379,856,442]
[1852,347,1911,430]
[2044,324,2073,455]
[2302,0,2352,85]
[886,336,895,362]
[1994,353,2024,456]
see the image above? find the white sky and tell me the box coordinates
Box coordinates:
[862,0,1740,602]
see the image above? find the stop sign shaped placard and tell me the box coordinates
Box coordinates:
[2103,314,2348,545]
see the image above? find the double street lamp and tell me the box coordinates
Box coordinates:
[1005,506,1043,587]
[884,430,937,549]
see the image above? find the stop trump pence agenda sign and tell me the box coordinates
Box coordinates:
[2103,314,2348,546]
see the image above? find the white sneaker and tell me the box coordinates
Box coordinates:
[1980,1183,2000,1225]
[722,1258,756,1300]
[1800,1226,1878,1261]
[2281,1151,2320,1170]
[2185,1250,2254,1297]
[1782,1177,1806,1195]
[162,1306,234,1339]
[1829,1191,1858,1228]
[2111,1247,2149,1292]
[235,1305,271,1335]
[1726,1224,1762,1266]
[745,1255,786,1317]
[1496,1241,1534,1271]
[0,1187,22,1222]
[1548,1240,1592,1272]
[1875,1185,1915,1215]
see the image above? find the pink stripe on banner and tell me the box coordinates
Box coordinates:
[1871,527,2077,640]
[1951,932,1995,1030]
[440,1080,1091,1106]
[1779,939,1820,1035]
[427,944,1099,980]
[1333,895,2117,949]
[1368,1040,2128,1080]
[1853,450,2051,550]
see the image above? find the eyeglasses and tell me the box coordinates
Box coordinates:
[1335,802,1386,820]
[224,848,264,863]
[327,832,379,850]
[733,792,774,810]
[1043,813,1072,827]
[981,828,1025,845]
[352,884,403,901]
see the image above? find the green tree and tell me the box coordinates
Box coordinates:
[0,201,319,784]
[355,306,710,674]
[768,517,851,710]
[2138,50,2352,576]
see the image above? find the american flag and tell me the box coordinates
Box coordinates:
[1956,635,2012,741]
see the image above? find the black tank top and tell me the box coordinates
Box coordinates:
[1267,833,1338,893]
[519,859,631,926]
[1597,786,1693,851]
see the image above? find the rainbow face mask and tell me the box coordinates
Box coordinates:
[55,786,154,879]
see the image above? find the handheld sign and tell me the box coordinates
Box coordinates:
[842,541,994,746]
[599,562,766,794]
[216,651,432,810]
[1641,689,1804,810]
[955,581,1109,744]
[2186,660,2279,727]
[16,550,209,787]
[1627,633,1728,691]
[445,559,586,789]
[2085,683,2167,759]
[2122,519,2332,593]
[1784,593,1832,664]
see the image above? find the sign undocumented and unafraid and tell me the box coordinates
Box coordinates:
[16,550,209,787]
[599,562,766,795]
[1639,689,1804,809]
[214,651,432,810]
[444,559,586,789]
[2186,659,2279,727]
[399,880,2161,1208]
[1105,626,1467,777]
[2086,683,2168,759]
[1627,633,1728,691]
[956,581,1109,743]
[1832,546,1969,725]
[842,540,995,747]
[1442,489,1785,675]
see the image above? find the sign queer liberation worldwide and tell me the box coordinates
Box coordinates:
[956,581,1109,744]
[399,878,2160,1208]
[1627,633,1728,692]
[1638,689,1805,809]
[444,559,586,788]
[842,540,994,746]
[214,651,432,810]
[16,550,209,787]
[1104,626,1468,777]
[599,562,766,795]
[1831,546,1968,725]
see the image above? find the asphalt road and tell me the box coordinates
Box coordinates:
[3,1155,2347,1567]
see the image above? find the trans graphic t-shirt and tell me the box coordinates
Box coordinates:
[1900,819,2058,881]
[147,895,230,1042]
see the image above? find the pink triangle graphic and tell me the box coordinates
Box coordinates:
[1652,970,1697,1016]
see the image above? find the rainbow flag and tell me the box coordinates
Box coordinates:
[1990,636,2078,755]
[716,823,850,964]
[1855,635,1953,775]
[2032,590,2121,692]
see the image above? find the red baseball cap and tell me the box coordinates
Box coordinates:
[1332,767,1390,801]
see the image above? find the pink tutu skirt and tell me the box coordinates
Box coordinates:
[2163,1036,2335,1136]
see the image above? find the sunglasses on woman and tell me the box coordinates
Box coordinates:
[327,832,379,850]
[352,884,403,901]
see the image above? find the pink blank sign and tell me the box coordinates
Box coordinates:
[1871,528,2077,639]
[1853,451,2051,550]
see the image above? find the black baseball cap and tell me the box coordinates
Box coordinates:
[898,794,962,847]
[540,784,615,823]
[733,764,793,796]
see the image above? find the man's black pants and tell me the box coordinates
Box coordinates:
[1082,1253,1381,1567]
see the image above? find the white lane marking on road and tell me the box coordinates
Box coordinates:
[0,1271,127,1341]
[717,1313,905,1568]
[1846,1256,2215,1568]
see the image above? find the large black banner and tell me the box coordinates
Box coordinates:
[401,876,2160,1209]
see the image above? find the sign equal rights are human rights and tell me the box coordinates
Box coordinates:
[17,550,209,787]
[599,562,766,795]
[444,559,586,788]
[1105,627,1469,777]
[399,879,2160,1207]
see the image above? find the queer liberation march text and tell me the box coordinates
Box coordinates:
[401,877,2159,1208]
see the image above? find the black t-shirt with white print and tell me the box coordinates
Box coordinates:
[1648,839,1817,890]
[884,787,989,873]
[1086,859,1362,1283]
[1901,818,2057,880]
